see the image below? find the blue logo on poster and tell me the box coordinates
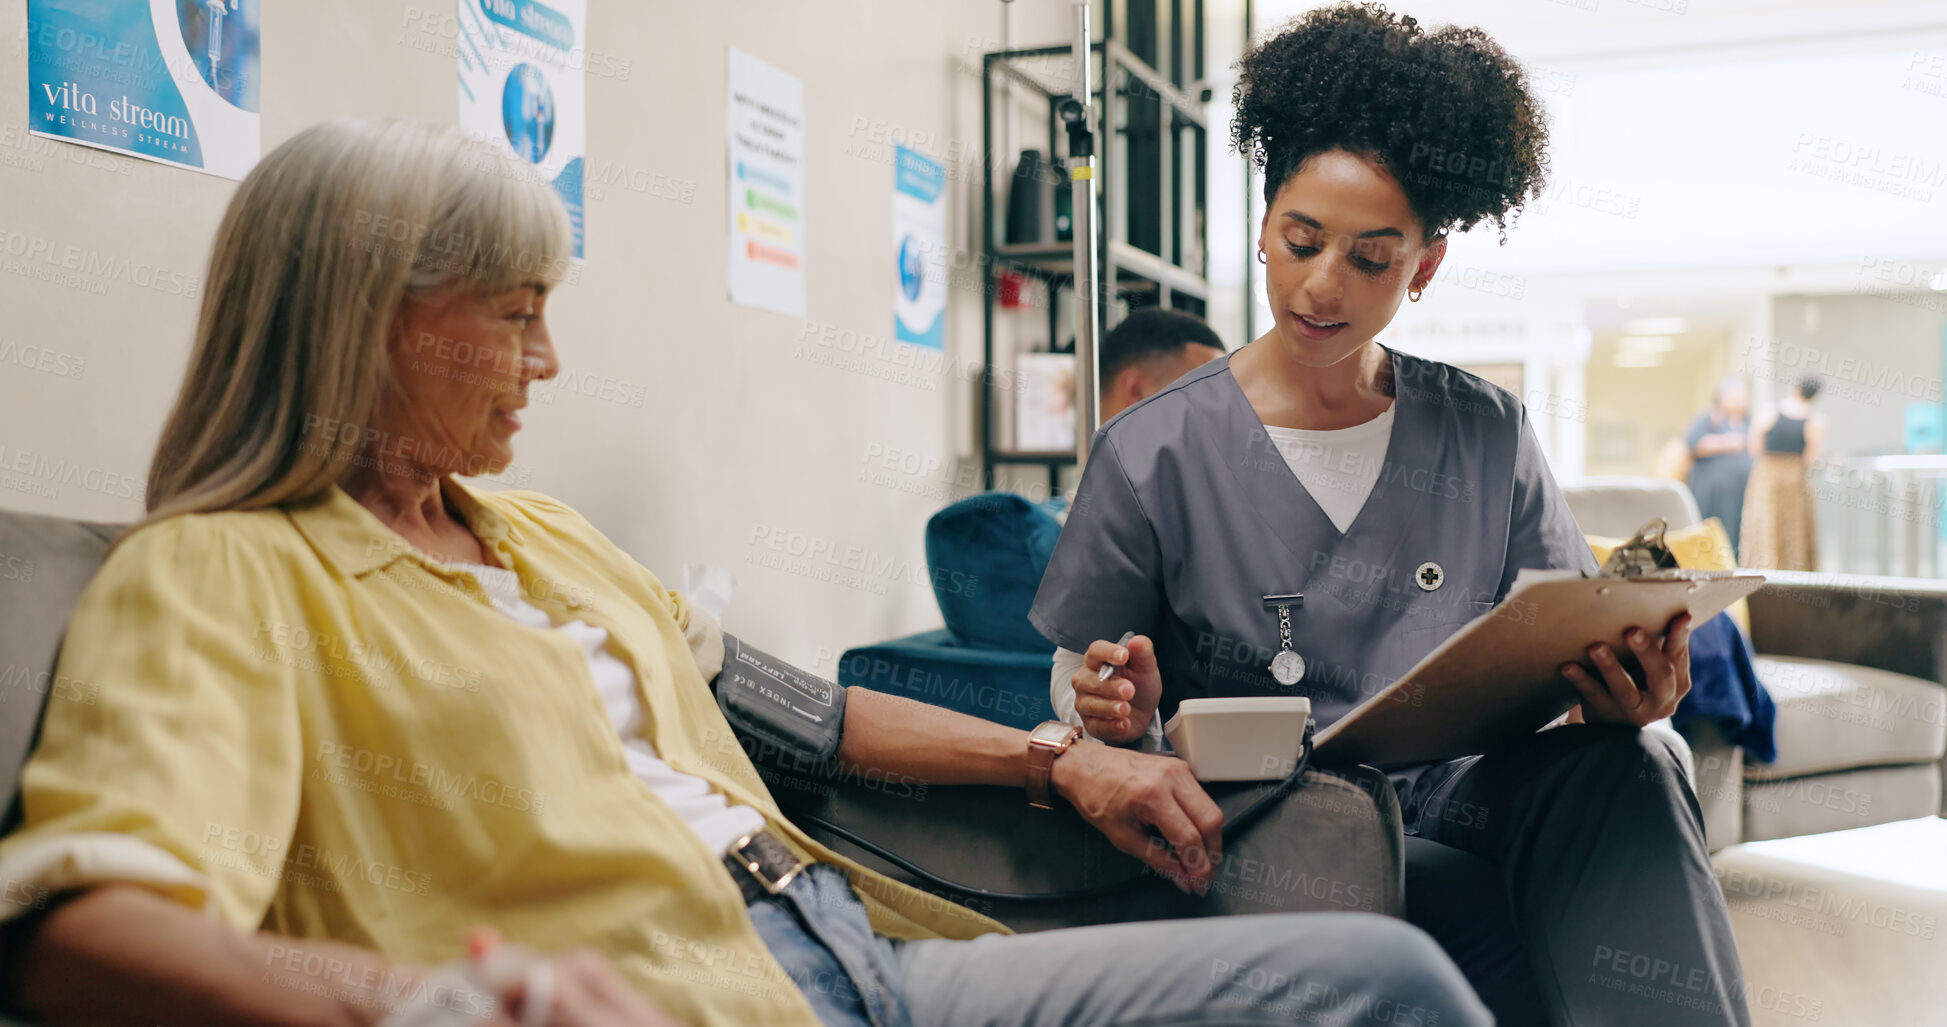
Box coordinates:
[899,235,925,301]
[501,64,555,163]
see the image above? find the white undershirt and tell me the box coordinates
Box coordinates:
[452,562,767,855]
[1050,405,1395,744]
[1259,403,1394,533]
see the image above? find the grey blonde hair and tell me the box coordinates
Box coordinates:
[143,116,571,523]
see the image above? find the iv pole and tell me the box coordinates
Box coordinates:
[1060,0,1102,466]
[205,0,238,68]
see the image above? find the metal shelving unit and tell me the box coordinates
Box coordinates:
[978,0,1212,491]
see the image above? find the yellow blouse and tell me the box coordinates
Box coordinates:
[0,480,1002,1026]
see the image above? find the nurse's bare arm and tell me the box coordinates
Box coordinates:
[2,883,668,1027]
[838,687,1222,891]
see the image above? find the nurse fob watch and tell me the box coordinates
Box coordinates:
[1263,592,1307,685]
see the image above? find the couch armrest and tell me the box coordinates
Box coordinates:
[1745,571,1947,686]
[1679,720,1744,852]
[759,747,1405,933]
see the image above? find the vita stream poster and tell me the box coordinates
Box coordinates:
[26,0,263,179]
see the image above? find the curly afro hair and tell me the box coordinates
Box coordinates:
[1232,2,1549,242]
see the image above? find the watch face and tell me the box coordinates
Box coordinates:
[1031,721,1078,746]
[1270,649,1306,685]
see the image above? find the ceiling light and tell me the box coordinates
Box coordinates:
[1617,335,1676,352]
[1621,318,1687,335]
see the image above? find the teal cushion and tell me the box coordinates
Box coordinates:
[839,628,1055,730]
[924,492,1062,652]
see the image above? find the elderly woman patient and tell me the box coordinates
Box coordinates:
[0,119,1489,1027]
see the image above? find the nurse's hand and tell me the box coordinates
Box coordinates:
[1050,741,1224,894]
[1560,613,1693,727]
[1072,635,1163,745]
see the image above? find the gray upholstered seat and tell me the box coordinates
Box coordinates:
[0,511,122,833]
[1561,477,1947,849]
[1748,657,1947,780]
[1560,475,1702,539]
[0,511,121,1024]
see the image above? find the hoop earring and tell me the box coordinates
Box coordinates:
[1256,247,1267,265]
[1407,287,1423,303]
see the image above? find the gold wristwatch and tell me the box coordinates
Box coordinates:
[1025,721,1085,809]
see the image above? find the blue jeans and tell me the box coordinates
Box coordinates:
[745,865,911,1027]
[746,864,1491,1027]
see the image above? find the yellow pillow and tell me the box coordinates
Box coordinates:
[1585,517,1751,636]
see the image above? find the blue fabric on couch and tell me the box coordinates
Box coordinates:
[840,493,1062,730]
[1673,612,1778,763]
[923,492,1063,652]
[837,628,1054,731]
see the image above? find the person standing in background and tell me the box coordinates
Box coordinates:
[1686,378,1755,551]
[1740,376,1825,570]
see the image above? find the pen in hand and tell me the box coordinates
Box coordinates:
[1098,630,1138,681]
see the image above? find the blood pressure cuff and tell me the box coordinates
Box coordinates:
[714,634,846,761]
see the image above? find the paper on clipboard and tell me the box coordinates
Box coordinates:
[1312,568,1766,768]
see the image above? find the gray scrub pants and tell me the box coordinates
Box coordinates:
[1396,724,1751,1027]
[749,863,1492,1026]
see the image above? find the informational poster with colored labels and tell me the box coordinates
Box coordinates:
[891,146,946,350]
[26,0,262,178]
[456,0,587,259]
[726,48,805,317]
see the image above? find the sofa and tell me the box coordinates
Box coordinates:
[1561,476,1947,851]
[0,511,119,835]
[835,492,1061,730]
[0,513,119,1025]
[0,502,1404,969]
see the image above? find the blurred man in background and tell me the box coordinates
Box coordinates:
[1097,308,1227,422]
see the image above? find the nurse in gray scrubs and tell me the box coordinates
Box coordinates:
[1031,7,1749,1027]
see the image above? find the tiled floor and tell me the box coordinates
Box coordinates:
[1713,818,1946,1026]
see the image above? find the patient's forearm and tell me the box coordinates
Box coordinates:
[838,686,1031,789]
[3,884,401,1027]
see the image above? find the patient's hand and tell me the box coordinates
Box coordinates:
[1561,612,1693,728]
[497,948,681,1027]
[1072,634,1163,745]
[454,930,680,1027]
[1051,741,1224,894]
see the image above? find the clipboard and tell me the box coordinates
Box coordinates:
[1312,567,1766,768]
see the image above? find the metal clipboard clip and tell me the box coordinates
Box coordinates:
[1597,517,1684,579]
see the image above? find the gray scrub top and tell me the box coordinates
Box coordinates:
[1028,348,1597,768]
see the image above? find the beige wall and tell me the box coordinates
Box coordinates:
[1762,294,1946,460]
[0,2,1081,673]
[1583,332,1729,478]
